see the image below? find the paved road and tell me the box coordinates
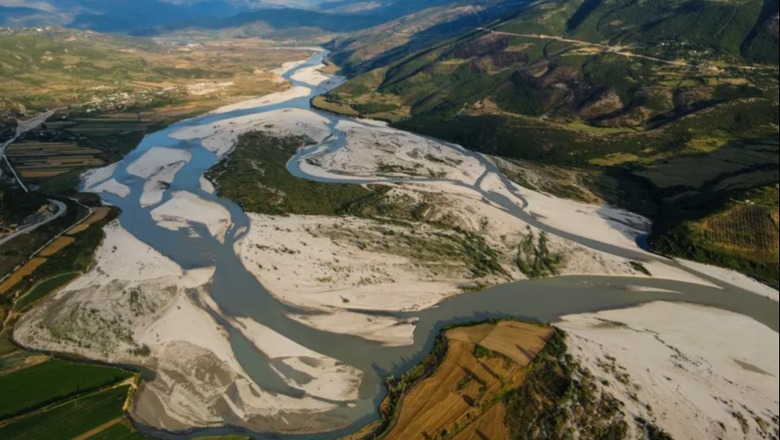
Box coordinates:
[0,199,67,247]
[478,27,691,67]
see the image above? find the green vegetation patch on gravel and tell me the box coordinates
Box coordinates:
[206,132,378,216]
[516,229,565,279]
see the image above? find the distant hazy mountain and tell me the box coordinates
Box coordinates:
[0,0,240,31]
[0,0,465,37]
[0,0,364,33]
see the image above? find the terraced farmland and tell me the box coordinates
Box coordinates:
[353,321,554,440]
[6,142,103,179]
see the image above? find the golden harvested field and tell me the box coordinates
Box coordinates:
[19,171,63,178]
[39,237,76,257]
[67,208,111,235]
[65,225,91,235]
[0,258,46,295]
[451,402,509,440]
[447,321,552,366]
[384,322,552,440]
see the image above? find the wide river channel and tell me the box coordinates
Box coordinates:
[95,50,779,439]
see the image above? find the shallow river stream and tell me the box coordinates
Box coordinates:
[95,51,779,439]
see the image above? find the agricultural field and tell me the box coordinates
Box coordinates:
[654,185,780,287]
[0,258,46,295]
[0,384,133,440]
[383,321,552,439]
[0,197,86,286]
[38,237,76,257]
[0,28,306,113]
[0,346,141,440]
[700,202,779,262]
[0,358,132,420]
[14,272,77,311]
[6,142,103,179]
[83,422,149,440]
[67,207,111,235]
[9,112,188,195]
[0,203,112,291]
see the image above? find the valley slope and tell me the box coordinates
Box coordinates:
[317,0,780,287]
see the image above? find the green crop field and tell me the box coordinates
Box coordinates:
[0,385,130,440]
[15,273,78,311]
[0,359,131,420]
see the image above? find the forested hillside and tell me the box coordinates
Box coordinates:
[319,0,780,287]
